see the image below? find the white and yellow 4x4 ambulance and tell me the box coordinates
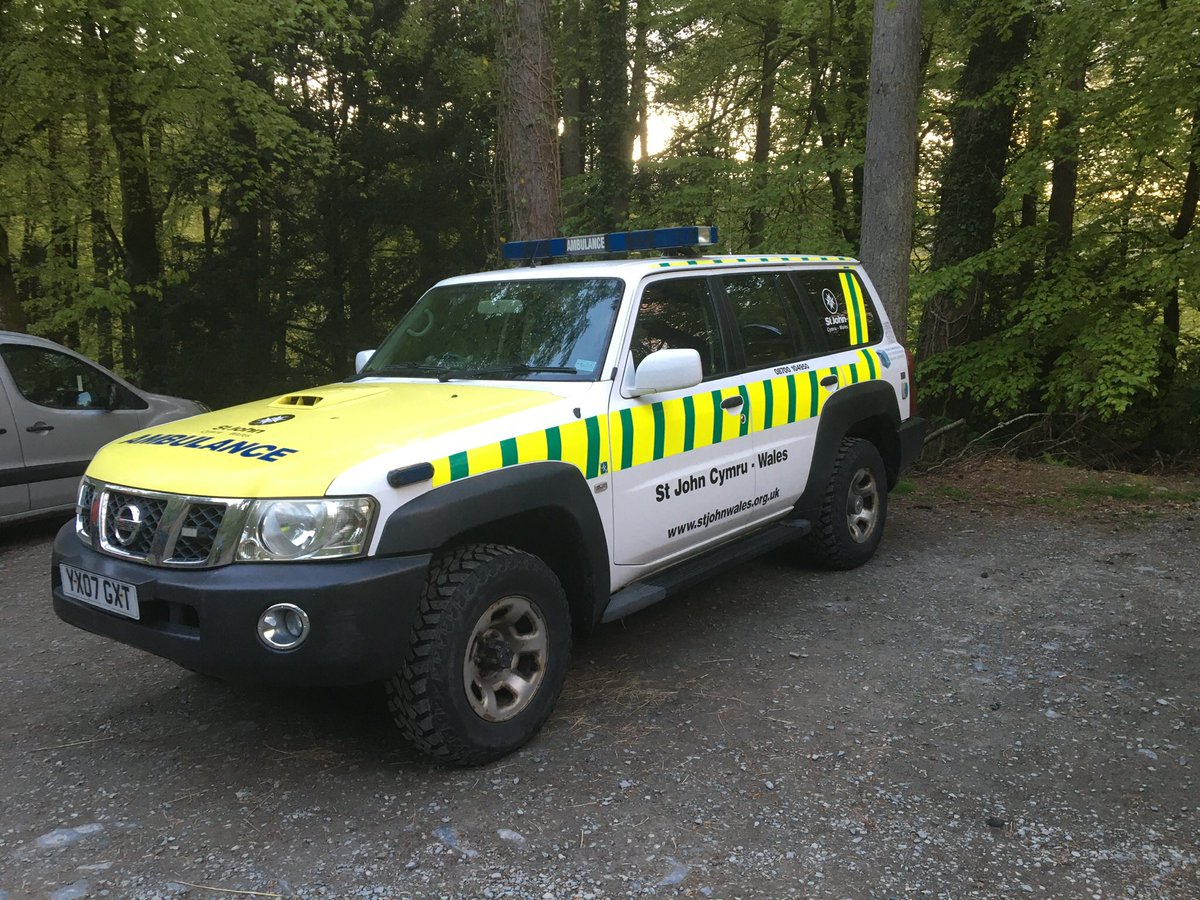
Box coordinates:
[52,226,924,765]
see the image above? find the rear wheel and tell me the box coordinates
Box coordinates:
[387,544,570,766]
[805,437,888,570]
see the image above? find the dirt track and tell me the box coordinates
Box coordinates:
[1,460,1197,898]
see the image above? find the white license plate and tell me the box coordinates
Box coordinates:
[60,564,140,620]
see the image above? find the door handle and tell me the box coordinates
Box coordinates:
[720,395,744,411]
[26,421,54,433]
[0,428,7,435]
[819,374,839,390]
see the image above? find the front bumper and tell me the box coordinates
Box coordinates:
[51,522,431,685]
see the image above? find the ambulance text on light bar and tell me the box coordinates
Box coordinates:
[502,226,718,262]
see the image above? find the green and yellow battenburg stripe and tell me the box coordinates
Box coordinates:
[655,255,853,269]
[429,348,884,487]
[839,269,869,346]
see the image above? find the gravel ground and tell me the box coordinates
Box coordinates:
[1,460,1197,899]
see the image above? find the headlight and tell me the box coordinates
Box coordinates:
[237,497,375,562]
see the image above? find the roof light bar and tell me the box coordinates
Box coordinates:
[502,226,718,262]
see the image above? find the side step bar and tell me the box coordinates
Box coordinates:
[600,519,811,623]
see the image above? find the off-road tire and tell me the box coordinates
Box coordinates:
[386,544,570,766]
[804,437,888,570]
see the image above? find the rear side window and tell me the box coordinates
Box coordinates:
[631,277,729,377]
[720,272,822,369]
[790,269,882,350]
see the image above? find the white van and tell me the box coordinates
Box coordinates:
[0,331,205,524]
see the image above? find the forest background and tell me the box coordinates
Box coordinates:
[1,0,1197,460]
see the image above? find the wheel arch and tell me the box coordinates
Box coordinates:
[793,381,903,520]
[375,462,610,636]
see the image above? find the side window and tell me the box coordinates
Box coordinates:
[0,344,138,410]
[630,277,729,377]
[790,269,882,350]
[721,273,818,369]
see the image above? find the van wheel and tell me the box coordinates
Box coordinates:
[805,438,888,570]
[387,544,570,766]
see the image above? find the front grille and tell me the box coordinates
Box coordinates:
[90,483,248,568]
[170,503,226,563]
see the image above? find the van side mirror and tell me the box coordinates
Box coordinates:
[355,349,375,373]
[630,349,703,396]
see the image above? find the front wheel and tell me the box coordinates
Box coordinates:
[804,437,888,570]
[386,544,571,766]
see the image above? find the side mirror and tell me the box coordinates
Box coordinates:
[630,348,703,396]
[355,349,375,373]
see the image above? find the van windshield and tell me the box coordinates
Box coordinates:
[359,278,623,382]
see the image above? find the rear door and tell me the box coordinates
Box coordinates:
[0,382,29,518]
[713,269,829,517]
[0,342,150,510]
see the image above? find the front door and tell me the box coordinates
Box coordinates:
[609,275,760,567]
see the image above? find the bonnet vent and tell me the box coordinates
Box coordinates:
[276,394,322,406]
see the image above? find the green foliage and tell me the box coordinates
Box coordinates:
[0,0,1195,462]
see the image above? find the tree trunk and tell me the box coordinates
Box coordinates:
[99,13,165,385]
[858,0,923,343]
[494,0,562,240]
[630,0,650,161]
[807,40,850,245]
[843,0,869,250]
[560,0,584,190]
[747,16,781,251]
[1046,65,1087,263]
[917,13,1035,364]
[1162,104,1200,372]
[592,0,632,228]
[223,58,277,392]
[0,223,26,332]
[86,86,116,369]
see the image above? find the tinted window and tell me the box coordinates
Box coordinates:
[631,277,728,377]
[0,344,137,410]
[722,273,820,368]
[791,269,882,350]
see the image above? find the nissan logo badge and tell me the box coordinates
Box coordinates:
[113,503,144,547]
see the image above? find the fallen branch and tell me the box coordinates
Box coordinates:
[924,412,1047,472]
[169,883,281,899]
[29,736,116,753]
[923,418,966,443]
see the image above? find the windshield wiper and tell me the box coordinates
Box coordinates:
[347,362,447,381]
[437,364,578,382]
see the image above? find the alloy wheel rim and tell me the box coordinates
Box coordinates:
[463,595,548,722]
[846,467,879,542]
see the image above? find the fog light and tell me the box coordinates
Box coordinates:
[258,603,310,651]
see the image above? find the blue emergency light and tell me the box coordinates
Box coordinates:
[501,225,718,262]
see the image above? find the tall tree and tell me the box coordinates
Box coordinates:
[917,8,1035,364]
[494,0,562,239]
[592,0,633,228]
[747,12,782,250]
[858,0,923,342]
[0,224,26,332]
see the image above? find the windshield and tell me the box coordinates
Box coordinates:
[360,277,624,382]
